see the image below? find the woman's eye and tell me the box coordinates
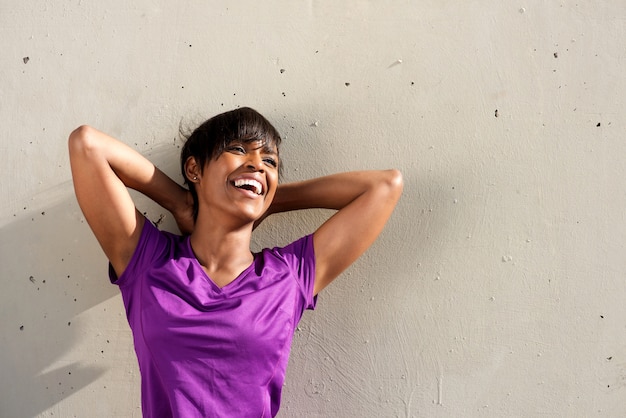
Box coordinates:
[264,158,278,168]
[228,145,245,154]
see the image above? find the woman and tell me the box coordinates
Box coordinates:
[68,107,403,417]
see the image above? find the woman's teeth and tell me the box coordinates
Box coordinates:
[234,179,262,195]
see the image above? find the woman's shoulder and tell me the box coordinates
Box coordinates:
[265,234,313,254]
[113,218,188,283]
[257,234,315,270]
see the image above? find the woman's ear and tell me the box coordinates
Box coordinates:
[184,156,200,182]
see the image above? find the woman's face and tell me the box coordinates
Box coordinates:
[194,139,279,225]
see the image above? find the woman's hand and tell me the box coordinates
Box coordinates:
[173,190,195,235]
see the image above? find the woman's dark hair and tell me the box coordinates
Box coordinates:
[180,107,282,220]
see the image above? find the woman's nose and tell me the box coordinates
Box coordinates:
[245,153,264,171]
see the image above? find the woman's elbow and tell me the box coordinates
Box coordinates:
[68,125,98,156]
[383,169,404,199]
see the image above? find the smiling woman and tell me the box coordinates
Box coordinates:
[179,107,282,222]
[68,107,403,417]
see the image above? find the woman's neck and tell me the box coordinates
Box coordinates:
[188,215,255,285]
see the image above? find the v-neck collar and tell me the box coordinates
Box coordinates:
[184,235,256,293]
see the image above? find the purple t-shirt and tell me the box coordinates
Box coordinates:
[109,219,317,417]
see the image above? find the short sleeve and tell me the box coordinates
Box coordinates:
[275,234,317,310]
[109,219,169,287]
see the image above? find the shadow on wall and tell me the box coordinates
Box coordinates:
[0,194,119,417]
[0,137,188,416]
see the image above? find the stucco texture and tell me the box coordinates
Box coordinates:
[1,1,625,417]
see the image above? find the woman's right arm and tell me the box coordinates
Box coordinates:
[68,125,192,276]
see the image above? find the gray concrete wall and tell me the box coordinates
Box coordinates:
[2,1,625,416]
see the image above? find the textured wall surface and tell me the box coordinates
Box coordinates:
[2,1,625,417]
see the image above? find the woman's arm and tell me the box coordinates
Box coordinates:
[268,170,403,295]
[68,125,192,276]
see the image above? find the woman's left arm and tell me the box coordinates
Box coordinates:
[268,170,403,295]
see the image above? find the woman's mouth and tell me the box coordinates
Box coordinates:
[233,178,263,195]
